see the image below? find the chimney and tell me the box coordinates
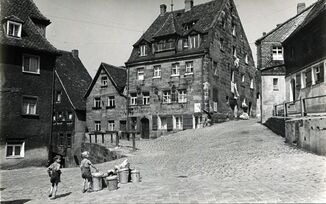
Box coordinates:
[185,0,194,12]
[297,3,306,14]
[160,4,167,16]
[276,24,281,27]
[263,32,266,36]
[71,49,79,58]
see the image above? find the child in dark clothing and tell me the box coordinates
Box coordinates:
[47,155,61,200]
[80,151,98,193]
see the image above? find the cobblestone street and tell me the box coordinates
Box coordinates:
[1,119,326,203]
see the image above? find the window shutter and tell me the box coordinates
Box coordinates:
[167,115,173,131]
[183,114,193,130]
[320,63,324,82]
[296,74,301,88]
[306,69,312,86]
[152,115,158,131]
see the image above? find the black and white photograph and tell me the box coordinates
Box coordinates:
[0,0,325,203]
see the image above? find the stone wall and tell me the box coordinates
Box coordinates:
[285,117,326,156]
[264,117,290,137]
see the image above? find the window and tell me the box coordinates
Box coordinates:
[59,133,64,146]
[313,63,324,84]
[107,96,115,108]
[250,78,254,89]
[58,112,63,122]
[140,45,146,56]
[143,92,150,105]
[6,141,24,158]
[171,63,180,76]
[55,91,62,103]
[22,96,37,115]
[245,54,249,64]
[67,112,73,121]
[22,55,40,74]
[301,72,306,88]
[156,40,175,52]
[153,65,161,78]
[160,117,167,130]
[175,116,183,130]
[190,35,200,48]
[7,21,22,38]
[101,76,108,87]
[130,93,137,105]
[232,24,236,36]
[273,78,279,91]
[272,46,283,60]
[67,134,72,148]
[107,120,115,131]
[219,38,224,51]
[241,74,245,83]
[137,68,144,80]
[95,121,101,131]
[163,91,171,104]
[178,90,187,103]
[185,61,193,74]
[213,61,218,76]
[93,97,101,109]
[53,113,56,122]
[232,46,237,57]
[183,38,189,49]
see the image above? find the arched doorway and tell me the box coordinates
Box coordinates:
[140,117,149,139]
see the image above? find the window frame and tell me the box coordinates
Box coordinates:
[162,90,171,104]
[107,120,115,131]
[175,116,183,130]
[143,92,150,105]
[95,121,101,131]
[137,68,145,80]
[130,93,137,106]
[7,20,22,38]
[189,34,200,49]
[101,75,108,87]
[140,45,147,56]
[22,96,38,116]
[93,97,101,109]
[178,89,187,103]
[153,65,161,78]
[272,46,283,61]
[22,54,40,74]
[171,63,180,76]
[55,91,62,103]
[107,96,116,108]
[273,78,279,91]
[185,61,194,74]
[6,141,25,158]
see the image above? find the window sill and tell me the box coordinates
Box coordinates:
[152,76,161,79]
[6,156,24,159]
[139,54,147,57]
[101,85,108,88]
[7,35,22,40]
[170,74,180,77]
[55,101,61,104]
[21,114,39,119]
[106,106,116,109]
[92,107,102,110]
[184,73,193,76]
[22,71,40,75]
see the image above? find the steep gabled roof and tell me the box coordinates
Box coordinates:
[84,63,127,98]
[0,0,57,53]
[255,4,314,45]
[134,0,225,45]
[285,0,326,42]
[56,50,92,111]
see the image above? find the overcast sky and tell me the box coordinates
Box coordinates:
[34,0,317,77]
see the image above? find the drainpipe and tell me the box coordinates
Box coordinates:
[49,60,55,164]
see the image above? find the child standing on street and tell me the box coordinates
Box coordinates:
[47,155,62,200]
[80,151,99,193]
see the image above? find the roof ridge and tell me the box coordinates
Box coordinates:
[255,2,316,44]
[101,62,125,70]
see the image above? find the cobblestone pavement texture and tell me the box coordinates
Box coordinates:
[1,120,326,203]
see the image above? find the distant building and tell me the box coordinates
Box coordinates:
[255,3,313,123]
[125,0,257,138]
[283,0,326,113]
[52,50,92,167]
[84,63,127,141]
[0,0,58,168]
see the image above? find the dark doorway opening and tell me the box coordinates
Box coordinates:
[140,117,150,139]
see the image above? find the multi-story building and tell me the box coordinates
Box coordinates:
[85,63,127,138]
[283,0,325,112]
[0,0,58,168]
[125,0,257,138]
[255,3,313,123]
[52,50,92,167]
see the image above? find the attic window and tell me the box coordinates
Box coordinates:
[6,20,22,38]
[140,45,147,56]
[182,20,197,31]
[101,76,108,87]
[156,39,175,52]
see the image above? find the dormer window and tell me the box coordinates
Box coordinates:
[7,21,22,38]
[155,39,175,52]
[272,46,283,60]
[140,45,146,56]
[182,20,198,31]
[189,34,200,49]
[183,38,189,49]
